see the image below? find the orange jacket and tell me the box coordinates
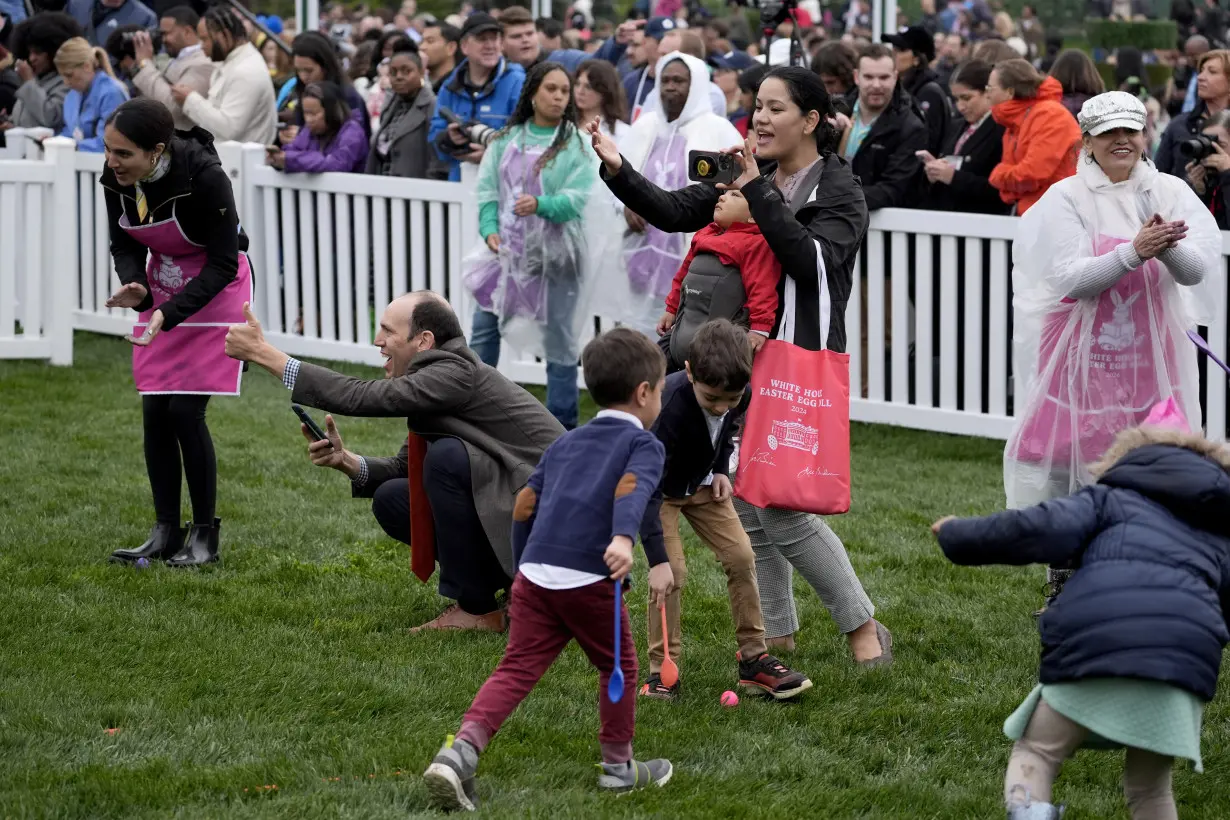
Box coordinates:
[989,76,1081,215]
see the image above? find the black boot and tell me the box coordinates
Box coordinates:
[110,522,186,564]
[166,518,221,568]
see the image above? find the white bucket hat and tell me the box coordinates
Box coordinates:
[1078,91,1147,136]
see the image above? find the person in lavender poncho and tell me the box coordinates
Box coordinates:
[597,51,741,337]
[266,81,369,174]
[462,61,605,430]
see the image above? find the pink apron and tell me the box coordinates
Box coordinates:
[1013,235,1183,466]
[123,203,253,395]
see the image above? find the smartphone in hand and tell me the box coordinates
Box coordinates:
[292,404,330,446]
[688,149,738,185]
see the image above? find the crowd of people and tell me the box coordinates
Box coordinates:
[4,2,1230,820]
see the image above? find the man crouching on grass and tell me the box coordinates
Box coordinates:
[223,291,564,633]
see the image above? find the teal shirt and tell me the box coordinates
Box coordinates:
[477,121,596,240]
[843,101,877,161]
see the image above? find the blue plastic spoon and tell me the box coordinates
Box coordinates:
[608,581,624,703]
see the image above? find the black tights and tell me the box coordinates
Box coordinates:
[142,395,216,526]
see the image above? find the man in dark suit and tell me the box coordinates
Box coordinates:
[224,291,565,632]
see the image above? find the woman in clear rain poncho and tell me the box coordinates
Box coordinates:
[1007,90,1223,611]
[462,61,611,430]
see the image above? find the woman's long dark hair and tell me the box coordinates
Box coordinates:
[761,66,841,156]
[1048,49,1105,98]
[575,59,627,135]
[293,31,350,88]
[302,81,350,142]
[498,61,582,174]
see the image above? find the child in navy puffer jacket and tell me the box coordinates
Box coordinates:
[933,425,1230,820]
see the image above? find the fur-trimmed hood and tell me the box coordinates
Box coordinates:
[1093,427,1230,537]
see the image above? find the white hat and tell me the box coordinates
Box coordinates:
[1078,91,1147,136]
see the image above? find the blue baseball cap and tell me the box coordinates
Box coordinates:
[709,51,758,72]
[644,16,676,41]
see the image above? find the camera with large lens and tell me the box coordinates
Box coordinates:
[1180,133,1217,161]
[105,25,162,68]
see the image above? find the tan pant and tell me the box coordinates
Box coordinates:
[647,486,767,673]
[1006,699,1177,820]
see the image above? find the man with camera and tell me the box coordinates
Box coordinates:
[118,7,210,131]
[428,12,524,182]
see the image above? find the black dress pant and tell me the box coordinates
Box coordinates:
[370,437,512,615]
[142,394,216,526]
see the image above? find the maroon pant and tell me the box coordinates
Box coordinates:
[458,573,638,763]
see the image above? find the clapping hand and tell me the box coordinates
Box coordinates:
[126,309,164,346]
[1133,214,1187,261]
[170,84,193,105]
[717,134,760,192]
[105,281,149,309]
[586,116,623,176]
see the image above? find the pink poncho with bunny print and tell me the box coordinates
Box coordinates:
[1005,151,1223,509]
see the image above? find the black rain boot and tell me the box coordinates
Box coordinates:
[166,518,221,568]
[110,522,186,564]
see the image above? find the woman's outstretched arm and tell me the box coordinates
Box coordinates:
[600,160,720,234]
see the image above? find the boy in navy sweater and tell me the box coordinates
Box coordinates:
[640,320,812,701]
[423,328,675,812]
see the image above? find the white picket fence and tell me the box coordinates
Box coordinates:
[1,132,1227,442]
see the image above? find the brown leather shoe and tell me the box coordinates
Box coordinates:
[409,605,507,634]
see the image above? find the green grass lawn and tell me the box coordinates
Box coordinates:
[1,332,1227,819]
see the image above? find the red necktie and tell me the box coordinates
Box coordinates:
[406,432,436,582]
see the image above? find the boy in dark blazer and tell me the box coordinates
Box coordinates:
[640,319,812,701]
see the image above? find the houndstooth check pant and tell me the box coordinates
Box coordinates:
[733,500,875,638]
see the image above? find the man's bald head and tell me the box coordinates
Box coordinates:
[386,290,463,346]
[1187,35,1210,59]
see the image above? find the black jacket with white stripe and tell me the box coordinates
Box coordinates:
[602,152,868,353]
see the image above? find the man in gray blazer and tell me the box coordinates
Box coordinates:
[224,291,565,633]
[128,7,213,133]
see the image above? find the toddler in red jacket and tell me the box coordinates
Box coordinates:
[655,190,781,368]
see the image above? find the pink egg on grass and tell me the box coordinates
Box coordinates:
[720,690,739,708]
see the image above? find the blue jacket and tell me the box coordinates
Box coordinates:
[60,72,128,153]
[67,0,157,46]
[428,58,525,182]
[512,415,668,576]
[938,433,1230,701]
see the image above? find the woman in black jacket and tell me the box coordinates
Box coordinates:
[589,67,893,667]
[101,98,253,568]
[920,60,1010,214]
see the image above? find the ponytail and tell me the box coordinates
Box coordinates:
[53,36,116,80]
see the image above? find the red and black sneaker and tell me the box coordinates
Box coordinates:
[737,652,813,700]
[638,674,681,701]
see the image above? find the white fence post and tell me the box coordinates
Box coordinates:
[44,138,77,366]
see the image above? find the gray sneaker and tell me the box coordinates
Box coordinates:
[423,736,479,812]
[596,759,673,793]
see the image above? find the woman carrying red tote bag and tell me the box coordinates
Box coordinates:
[734,341,851,514]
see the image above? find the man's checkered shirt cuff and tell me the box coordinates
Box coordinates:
[282,358,301,389]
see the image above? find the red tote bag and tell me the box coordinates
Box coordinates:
[733,340,851,515]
